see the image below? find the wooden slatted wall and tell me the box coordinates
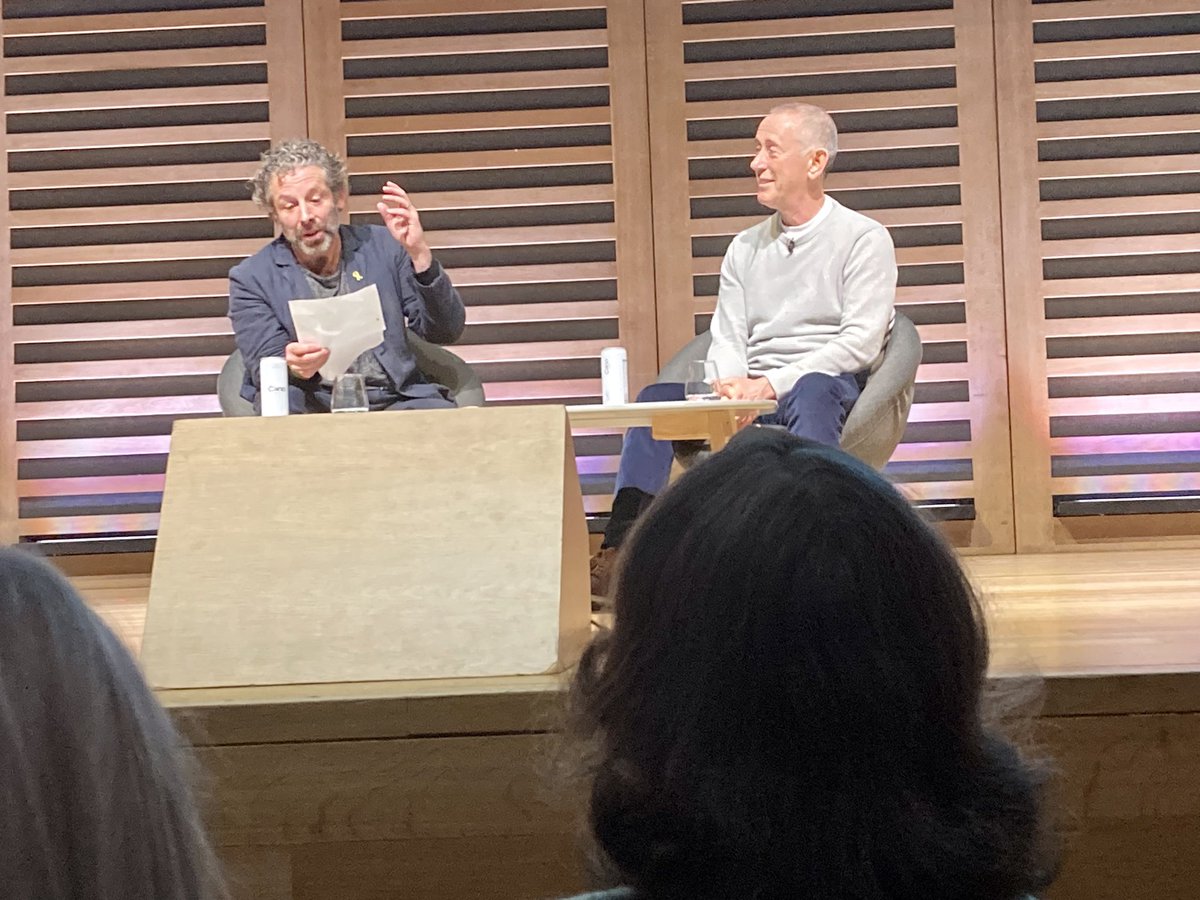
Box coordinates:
[0,15,13,543]
[5,0,1197,555]
[997,0,1200,551]
[2,0,306,550]
[644,0,1015,550]
[300,0,656,520]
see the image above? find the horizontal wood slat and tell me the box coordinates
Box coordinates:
[3,9,267,36]
[1043,313,1199,338]
[1050,433,1200,455]
[344,0,605,16]
[4,45,271,76]
[2,84,272,114]
[1046,353,1200,378]
[1035,74,1200,102]
[1040,193,1200,218]
[19,436,173,460]
[1050,394,1200,418]
[7,122,270,153]
[16,356,228,381]
[9,162,258,191]
[1031,0,1200,20]
[12,279,231,305]
[681,9,957,41]
[17,396,220,420]
[1033,34,1200,62]
[1051,473,1200,494]
[19,514,161,537]
[684,48,957,82]
[344,30,608,59]
[344,68,610,98]
[345,106,612,135]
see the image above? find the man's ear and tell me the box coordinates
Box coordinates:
[809,148,830,179]
[334,190,349,212]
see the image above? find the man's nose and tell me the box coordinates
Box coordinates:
[299,200,315,221]
[750,152,765,174]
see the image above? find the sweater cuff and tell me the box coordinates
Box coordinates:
[413,258,443,287]
[763,366,801,400]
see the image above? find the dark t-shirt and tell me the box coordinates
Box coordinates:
[301,264,392,389]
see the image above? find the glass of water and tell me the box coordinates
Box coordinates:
[331,373,369,413]
[685,360,720,401]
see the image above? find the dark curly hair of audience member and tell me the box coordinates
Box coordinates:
[568,429,1057,900]
[0,547,228,900]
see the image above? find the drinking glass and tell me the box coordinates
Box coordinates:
[331,373,368,413]
[685,360,720,401]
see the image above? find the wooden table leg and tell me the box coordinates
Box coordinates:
[706,412,737,451]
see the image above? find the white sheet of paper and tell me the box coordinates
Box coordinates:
[288,284,387,381]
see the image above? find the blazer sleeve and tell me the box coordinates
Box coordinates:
[394,250,466,346]
[228,263,312,389]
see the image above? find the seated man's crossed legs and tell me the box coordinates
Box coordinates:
[590,371,864,596]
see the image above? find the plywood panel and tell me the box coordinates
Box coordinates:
[2,0,308,548]
[1,20,14,542]
[995,0,1200,550]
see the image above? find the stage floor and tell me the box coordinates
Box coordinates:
[73,546,1200,679]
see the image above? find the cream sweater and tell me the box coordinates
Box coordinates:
[707,197,898,398]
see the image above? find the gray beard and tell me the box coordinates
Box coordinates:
[290,228,335,258]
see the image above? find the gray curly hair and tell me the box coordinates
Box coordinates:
[250,138,349,211]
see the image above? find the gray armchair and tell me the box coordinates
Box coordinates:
[656,313,922,470]
[217,334,485,416]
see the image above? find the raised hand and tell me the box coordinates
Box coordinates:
[377,181,433,273]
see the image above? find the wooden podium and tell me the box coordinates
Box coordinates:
[141,406,592,689]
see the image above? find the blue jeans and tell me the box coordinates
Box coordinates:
[614,372,863,496]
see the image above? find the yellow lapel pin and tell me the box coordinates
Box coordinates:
[351,270,364,281]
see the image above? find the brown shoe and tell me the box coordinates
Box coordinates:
[589,546,620,599]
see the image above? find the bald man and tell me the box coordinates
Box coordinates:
[592,102,898,593]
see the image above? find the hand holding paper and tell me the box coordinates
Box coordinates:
[285,342,330,380]
[288,284,386,381]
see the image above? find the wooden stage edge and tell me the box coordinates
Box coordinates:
[68,547,1200,900]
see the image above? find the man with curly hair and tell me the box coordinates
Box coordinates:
[229,139,465,413]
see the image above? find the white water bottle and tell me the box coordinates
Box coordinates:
[259,356,290,417]
[600,346,628,405]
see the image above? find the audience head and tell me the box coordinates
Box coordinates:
[0,547,227,900]
[570,429,1055,900]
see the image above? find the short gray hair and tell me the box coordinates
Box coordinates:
[769,102,839,166]
[250,138,349,210]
